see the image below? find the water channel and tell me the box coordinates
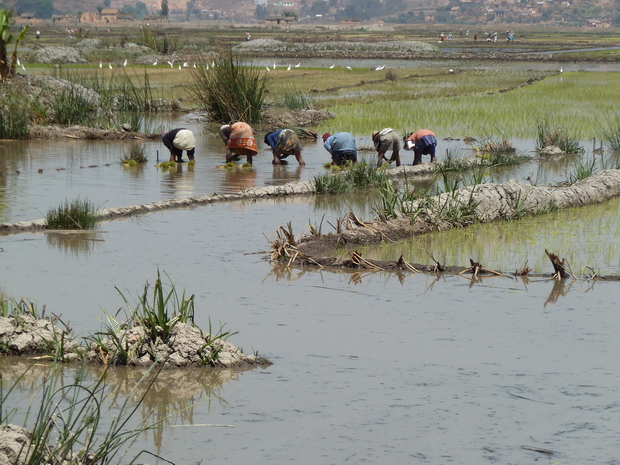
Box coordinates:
[2,74,620,463]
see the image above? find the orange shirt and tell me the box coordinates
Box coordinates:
[409,129,435,143]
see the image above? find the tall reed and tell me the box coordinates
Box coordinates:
[0,86,30,139]
[535,118,583,153]
[189,51,269,123]
[598,114,620,152]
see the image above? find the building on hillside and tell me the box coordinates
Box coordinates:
[79,12,99,23]
[51,14,76,23]
[100,9,121,22]
[265,14,296,24]
[340,17,362,24]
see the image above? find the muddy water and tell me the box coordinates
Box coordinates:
[3,129,620,463]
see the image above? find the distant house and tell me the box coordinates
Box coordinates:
[449,6,460,14]
[340,17,362,24]
[79,12,99,23]
[51,14,75,23]
[19,12,36,21]
[100,9,120,23]
[265,14,296,24]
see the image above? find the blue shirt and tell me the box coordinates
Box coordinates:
[324,132,357,154]
[265,129,284,150]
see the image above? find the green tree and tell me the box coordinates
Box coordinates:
[0,9,29,81]
[160,0,168,18]
[282,9,297,19]
[255,5,268,18]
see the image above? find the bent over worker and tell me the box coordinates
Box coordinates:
[322,132,358,166]
[220,122,259,164]
[405,129,437,165]
[264,128,306,165]
[372,128,401,167]
[161,128,196,162]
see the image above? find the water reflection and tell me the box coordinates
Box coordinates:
[160,162,196,197]
[223,168,258,192]
[0,357,256,454]
[45,231,105,257]
[267,165,303,186]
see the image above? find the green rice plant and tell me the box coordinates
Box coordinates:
[0,86,30,139]
[598,114,620,152]
[121,143,148,164]
[0,297,43,318]
[114,270,195,345]
[46,198,100,230]
[189,51,269,123]
[535,117,584,153]
[566,157,596,184]
[439,148,475,172]
[373,176,419,220]
[1,364,171,464]
[275,83,315,110]
[314,161,390,194]
[50,86,98,126]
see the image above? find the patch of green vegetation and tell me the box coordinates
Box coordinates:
[314,162,390,194]
[121,143,148,165]
[46,198,100,230]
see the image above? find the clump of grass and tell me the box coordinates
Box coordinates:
[536,118,583,154]
[473,136,515,154]
[0,86,30,139]
[275,84,315,110]
[50,86,98,126]
[189,51,269,123]
[598,114,620,152]
[314,162,390,194]
[385,69,397,82]
[46,198,100,230]
[566,157,596,183]
[121,143,148,164]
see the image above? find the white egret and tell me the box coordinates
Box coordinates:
[295,62,300,68]
[108,63,113,69]
[266,66,271,72]
[99,62,103,68]
[123,59,127,67]
[287,65,291,71]
[346,66,352,70]
[152,60,157,66]
[329,64,335,69]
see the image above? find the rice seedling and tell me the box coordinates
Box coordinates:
[46,198,100,230]
[121,143,148,165]
[535,117,584,154]
[199,318,240,365]
[189,51,269,123]
[473,136,515,154]
[314,162,390,194]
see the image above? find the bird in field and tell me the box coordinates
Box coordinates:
[287,65,291,71]
[211,61,216,68]
[206,64,209,70]
[178,65,182,70]
[123,59,127,67]
[449,69,454,73]
[346,66,352,70]
[167,60,174,68]
[99,61,102,68]
[374,65,384,71]
[295,62,300,68]
[193,62,196,68]
[153,60,157,66]
[329,64,335,69]
[16,58,20,66]
[266,66,271,72]
[560,67,563,73]
[108,63,113,69]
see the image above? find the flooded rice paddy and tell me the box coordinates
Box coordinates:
[2,112,620,463]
